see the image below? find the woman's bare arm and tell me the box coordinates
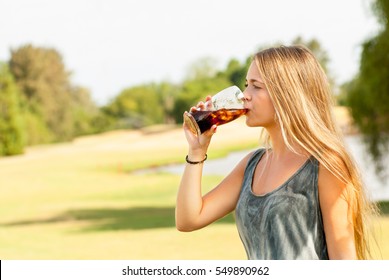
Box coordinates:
[175,151,251,232]
[319,164,357,259]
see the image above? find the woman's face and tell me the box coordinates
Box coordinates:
[243,61,276,128]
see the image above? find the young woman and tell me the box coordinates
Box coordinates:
[175,45,376,260]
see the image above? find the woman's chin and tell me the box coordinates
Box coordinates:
[245,117,264,128]
[245,117,257,127]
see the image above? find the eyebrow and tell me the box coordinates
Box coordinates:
[246,78,264,84]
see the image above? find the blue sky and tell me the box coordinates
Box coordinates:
[0,0,380,105]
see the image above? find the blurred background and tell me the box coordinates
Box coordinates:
[0,0,388,259]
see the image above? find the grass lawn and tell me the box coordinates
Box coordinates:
[0,171,245,259]
[0,120,388,259]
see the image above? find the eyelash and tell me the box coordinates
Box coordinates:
[245,82,261,89]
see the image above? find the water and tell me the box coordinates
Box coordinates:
[143,135,389,201]
[344,135,389,201]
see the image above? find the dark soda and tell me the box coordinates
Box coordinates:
[191,108,248,134]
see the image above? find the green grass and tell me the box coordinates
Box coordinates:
[0,125,253,259]
[0,125,388,259]
[0,171,244,259]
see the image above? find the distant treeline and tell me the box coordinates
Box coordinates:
[0,37,333,156]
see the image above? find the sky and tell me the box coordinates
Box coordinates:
[0,0,381,105]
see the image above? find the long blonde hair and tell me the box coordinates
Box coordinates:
[254,45,377,259]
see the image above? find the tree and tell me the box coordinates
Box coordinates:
[346,0,389,176]
[154,82,180,124]
[0,63,25,155]
[70,86,101,136]
[103,84,165,129]
[9,44,99,143]
[221,57,251,91]
[9,45,74,142]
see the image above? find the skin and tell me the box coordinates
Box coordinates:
[176,61,357,259]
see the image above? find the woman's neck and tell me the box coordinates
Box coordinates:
[266,126,308,160]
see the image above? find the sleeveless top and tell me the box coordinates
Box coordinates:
[235,149,329,260]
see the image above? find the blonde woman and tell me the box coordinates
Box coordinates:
[176,45,376,260]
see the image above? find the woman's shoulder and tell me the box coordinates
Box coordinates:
[318,160,349,202]
[250,147,266,159]
[236,148,266,173]
[243,147,266,162]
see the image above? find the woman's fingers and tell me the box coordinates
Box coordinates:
[205,96,213,110]
[189,96,214,112]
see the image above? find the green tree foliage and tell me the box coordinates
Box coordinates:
[9,44,99,144]
[9,45,72,142]
[0,63,25,155]
[155,82,180,124]
[3,39,334,144]
[346,0,389,175]
[222,57,251,91]
[103,84,169,129]
[70,86,102,136]
[104,56,249,128]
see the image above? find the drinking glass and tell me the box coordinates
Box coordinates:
[183,85,247,135]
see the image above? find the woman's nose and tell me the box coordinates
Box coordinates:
[242,89,250,101]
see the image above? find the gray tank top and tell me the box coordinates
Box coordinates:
[235,149,329,260]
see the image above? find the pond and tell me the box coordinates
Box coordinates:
[145,135,389,201]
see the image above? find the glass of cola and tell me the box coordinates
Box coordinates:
[183,85,247,135]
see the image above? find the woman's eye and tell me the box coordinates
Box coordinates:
[245,82,262,90]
